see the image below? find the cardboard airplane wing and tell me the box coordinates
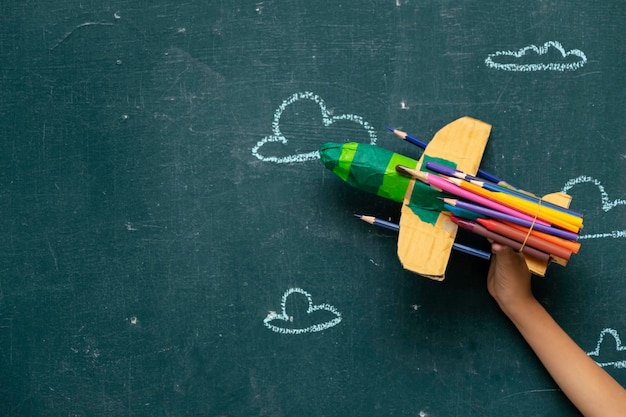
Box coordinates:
[396,117,491,280]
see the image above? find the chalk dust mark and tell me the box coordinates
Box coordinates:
[497,388,561,400]
[252,91,377,164]
[263,288,342,334]
[562,176,626,240]
[493,75,514,110]
[485,41,587,72]
[49,12,121,50]
[46,236,59,272]
[586,328,626,368]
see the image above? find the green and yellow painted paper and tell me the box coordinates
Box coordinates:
[319,142,456,225]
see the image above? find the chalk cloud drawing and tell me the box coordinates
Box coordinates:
[252,91,377,163]
[485,41,587,72]
[586,328,626,368]
[562,176,626,239]
[263,287,342,334]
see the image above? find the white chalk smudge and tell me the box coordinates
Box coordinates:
[252,91,377,164]
[49,13,120,51]
[562,176,626,239]
[485,41,587,72]
[263,287,342,334]
[579,231,626,240]
[586,328,626,369]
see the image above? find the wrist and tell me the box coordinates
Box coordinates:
[498,295,539,320]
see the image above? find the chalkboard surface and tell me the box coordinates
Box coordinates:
[1,1,625,416]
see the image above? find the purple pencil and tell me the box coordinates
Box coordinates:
[443,198,579,241]
[425,161,478,181]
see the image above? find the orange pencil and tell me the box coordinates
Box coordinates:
[451,217,550,262]
[476,218,572,260]
[501,221,581,254]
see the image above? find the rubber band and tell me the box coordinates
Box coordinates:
[519,198,542,252]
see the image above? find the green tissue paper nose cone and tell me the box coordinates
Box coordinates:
[318,142,345,173]
[319,141,419,203]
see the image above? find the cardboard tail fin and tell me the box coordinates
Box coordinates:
[524,191,573,276]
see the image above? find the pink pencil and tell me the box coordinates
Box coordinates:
[395,166,551,227]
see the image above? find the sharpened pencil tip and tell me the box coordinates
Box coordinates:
[395,164,420,177]
[385,126,395,133]
[358,215,376,225]
[395,164,410,175]
[393,129,406,139]
[396,165,430,184]
[353,214,363,219]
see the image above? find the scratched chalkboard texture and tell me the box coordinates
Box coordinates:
[0,1,625,416]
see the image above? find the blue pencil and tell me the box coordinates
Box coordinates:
[446,205,485,221]
[354,214,491,260]
[386,127,502,184]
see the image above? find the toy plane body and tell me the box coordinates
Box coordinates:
[320,117,571,280]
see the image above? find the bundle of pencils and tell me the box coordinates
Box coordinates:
[354,127,583,266]
[394,161,583,265]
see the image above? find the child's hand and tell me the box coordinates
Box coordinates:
[487,243,535,315]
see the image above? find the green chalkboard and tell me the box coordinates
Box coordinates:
[1,1,625,416]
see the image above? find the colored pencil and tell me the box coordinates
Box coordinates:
[476,218,571,260]
[355,214,400,232]
[442,198,579,241]
[385,127,428,149]
[425,161,479,181]
[467,177,583,218]
[395,165,550,226]
[445,205,485,221]
[456,175,583,218]
[450,216,551,262]
[424,161,550,211]
[425,160,544,200]
[387,127,503,184]
[354,214,491,260]
[425,160,546,206]
[447,177,582,233]
[501,220,581,254]
[472,177,583,229]
[427,159,582,218]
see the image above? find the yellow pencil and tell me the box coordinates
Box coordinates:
[455,178,581,232]
[446,177,582,233]
[492,190,582,230]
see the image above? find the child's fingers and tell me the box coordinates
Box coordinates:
[490,242,507,253]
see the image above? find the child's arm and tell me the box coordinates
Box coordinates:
[488,244,626,417]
